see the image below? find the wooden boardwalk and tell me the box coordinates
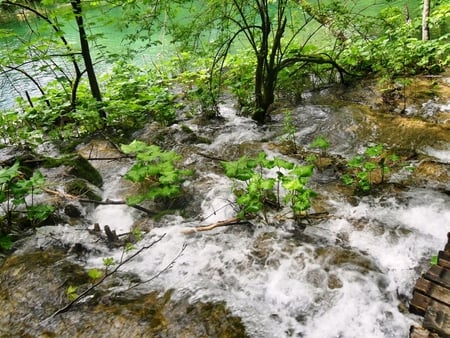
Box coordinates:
[409,232,450,338]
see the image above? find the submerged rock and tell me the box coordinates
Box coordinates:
[0,249,246,337]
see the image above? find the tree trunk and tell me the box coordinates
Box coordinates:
[422,0,431,41]
[252,0,271,124]
[71,0,106,120]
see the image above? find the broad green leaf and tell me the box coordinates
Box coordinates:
[273,157,294,170]
[291,165,314,178]
[0,161,20,185]
[364,162,378,171]
[283,177,303,191]
[348,156,363,168]
[88,268,103,280]
[365,144,383,157]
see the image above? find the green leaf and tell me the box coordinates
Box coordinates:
[0,235,13,250]
[310,135,330,150]
[273,157,294,170]
[291,164,314,178]
[365,144,383,157]
[364,162,378,171]
[0,161,20,185]
[126,194,146,206]
[121,140,149,154]
[88,268,103,280]
[430,255,438,266]
[341,174,354,186]
[348,156,363,168]
[27,204,55,221]
[283,177,303,191]
[103,257,115,267]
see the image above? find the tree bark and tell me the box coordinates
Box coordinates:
[422,0,431,41]
[71,0,106,120]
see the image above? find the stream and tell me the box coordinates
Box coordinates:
[1,77,450,337]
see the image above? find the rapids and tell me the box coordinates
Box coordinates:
[2,76,450,337]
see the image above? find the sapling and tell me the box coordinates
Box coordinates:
[309,135,330,169]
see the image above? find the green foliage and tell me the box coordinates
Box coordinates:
[222,152,316,220]
[87,268,103,280]
[341,144,402,194]
[121,140,193,206]
[310,136,330,153]
[430,255,438,266]
[0,161,54,229]
[102,257,115,267]
[66,285,78,301]
[339,4,450,78]
[280,110,297,152]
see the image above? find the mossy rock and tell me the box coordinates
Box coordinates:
[65,179,102,201]
[44,154,103,187]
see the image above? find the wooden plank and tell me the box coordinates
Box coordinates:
[414,278,450,307]
[425,265,450,289]
[409,326,440,338]
[423,302,450,337]
[438,250,450,269]
[410,291,432,316]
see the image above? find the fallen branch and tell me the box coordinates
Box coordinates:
[80,198,156,216]
[45,233,166,320]
[182,217,242,235]
[127,241,188,291]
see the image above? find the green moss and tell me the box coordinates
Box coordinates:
[44,154,102,187]
[65,179,102,201]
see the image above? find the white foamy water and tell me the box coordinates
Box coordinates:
[82,186,449,338]
[47,103,450,337]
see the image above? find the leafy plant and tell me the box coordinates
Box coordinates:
[309,135,330,168]
[121,140,193,206]
[280,109,298,152]
[341,144,401,193]
[0,161,54,250]
[222,152,316,220]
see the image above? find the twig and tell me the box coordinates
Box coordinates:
[127,242,188,291]
[45,234,166,320]
[86,156,131,161]
[182,217,243,235]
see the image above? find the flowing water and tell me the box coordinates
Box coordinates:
[23,89,450,337]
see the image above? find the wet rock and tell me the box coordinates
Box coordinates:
[412,160,450,191]
[64,204,82,218]
[65,178,102,201]
[44,153,103,187]
[315,246,380,273]
[327,274,344,289]
[0,249,246,337]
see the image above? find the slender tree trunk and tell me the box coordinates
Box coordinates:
[71,0,106,120]
[422,0,431,41]
[252,0,270,123]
